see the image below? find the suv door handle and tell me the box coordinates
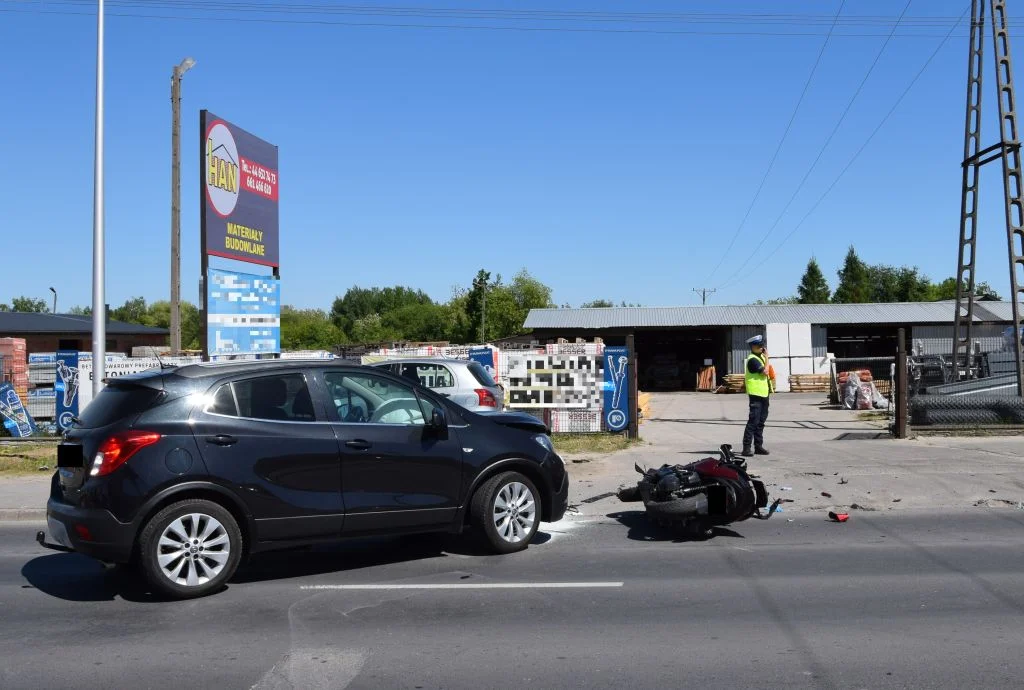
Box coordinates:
[206,434,238,446]
[345,439,372,451]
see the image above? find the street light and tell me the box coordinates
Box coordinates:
[49,287,57,314]
[170,56,195,354]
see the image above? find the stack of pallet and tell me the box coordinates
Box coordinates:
[0,338,28,401]
[715,374,746,394]
[696,366,717,391]
[789,374,829,393]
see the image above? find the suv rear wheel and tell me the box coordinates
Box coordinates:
[471,471,541,554]
[138,499,242,599]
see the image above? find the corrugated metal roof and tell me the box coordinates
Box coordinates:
[0,312,168,335]
[524,301,1019,330]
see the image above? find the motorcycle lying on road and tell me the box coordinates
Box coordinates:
[617,444,781,538]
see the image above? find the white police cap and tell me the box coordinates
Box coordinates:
[746,335,765,346]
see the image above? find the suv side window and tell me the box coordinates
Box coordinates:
[207,373,316,422]
[399,363,455,389]
[325,372,431,425]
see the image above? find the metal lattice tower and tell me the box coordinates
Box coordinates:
[953,0,1024,395]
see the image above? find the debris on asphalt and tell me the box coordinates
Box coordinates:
[779,486,792,491]
[805,472,823,476]
[821,492,832,498]
[839,477,849,485]
[828,511,850,523]
[893,499,902,503]
[989,489,997,493]
[37,466,49,472]
[850,503,878,511]
[571,458,591,464]
[580,492,616,505]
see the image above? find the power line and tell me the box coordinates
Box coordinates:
[0,0,973,37]
[703,0,847,284]
[692,288,717,305]
[715,0,916,290]
[715,2,970,292]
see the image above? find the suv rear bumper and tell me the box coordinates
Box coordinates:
[46,498,135,564]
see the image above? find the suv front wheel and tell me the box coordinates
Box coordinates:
[471,471,541,554]
[138,499,242,599]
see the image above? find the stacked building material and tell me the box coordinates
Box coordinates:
[0,338,28,401]
[696,366,717,391]
[715,374,746,394]
[789,374,829,393]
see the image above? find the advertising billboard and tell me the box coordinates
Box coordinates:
[55,350,80,431]
[0,383,36,438]
[207,267,281,357]
[201,111,279,267]
[602,346,630,432]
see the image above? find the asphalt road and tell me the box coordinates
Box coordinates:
[2,508,1024,689]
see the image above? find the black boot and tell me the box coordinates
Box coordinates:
[755,446,770,456]
[741,446,754,457]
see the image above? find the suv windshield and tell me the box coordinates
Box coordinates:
[77,383,163,429]
[468,361,497,387]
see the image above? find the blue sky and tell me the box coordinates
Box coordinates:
[0,0,1013,311]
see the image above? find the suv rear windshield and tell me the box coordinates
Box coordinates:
[467,361,497,387]
[77,384,163,429]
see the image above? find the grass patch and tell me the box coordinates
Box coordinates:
[0,443,57,476]
[857,411,889,422]
[552,433,638,456]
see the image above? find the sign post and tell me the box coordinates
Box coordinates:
[199,110,280,360]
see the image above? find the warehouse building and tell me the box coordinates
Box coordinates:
[0,312,167,355]
[523,301,1016,392]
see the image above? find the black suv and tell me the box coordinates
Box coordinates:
[43,361,568,598]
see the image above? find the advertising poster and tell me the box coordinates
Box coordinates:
[469,347,497,382]
[0,383,37,438]
[201,110,279,267]
[602,346,630,432]
[54,350,80,431]
[207,268,281,357]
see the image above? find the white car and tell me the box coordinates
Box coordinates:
[369,358,505,412]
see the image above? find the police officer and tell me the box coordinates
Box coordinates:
[742,334,773,457]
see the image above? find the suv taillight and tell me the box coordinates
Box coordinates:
[90,431,161,477]
[475,389,498,408]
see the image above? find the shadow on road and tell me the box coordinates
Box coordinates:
[22,554,167,603]
[23,530,554,600]
[606,510,746,543]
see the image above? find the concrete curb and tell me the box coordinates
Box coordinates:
[0,509,46,522]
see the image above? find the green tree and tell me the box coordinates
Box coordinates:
[10,296,48,312]
[330,286,433,336]
[929,277,1002,301]
[796,258,831,304]
[581,299,615,308]
[0,303,8,312]
[112,296,150,325]
[832,246,873,304]
[865,265,932,303]
[280,306,344,350]
[465,269,492,342]
[473,269,555,341]
[755,296,800,305]
[67,305,91,316]
[146,300,200,350]
[350,313,400,344]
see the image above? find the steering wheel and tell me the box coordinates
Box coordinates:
[370,398,422,424]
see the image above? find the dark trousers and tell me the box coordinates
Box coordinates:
[743,395,770,449]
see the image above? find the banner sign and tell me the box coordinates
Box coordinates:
[469,347,497,381]
[602,346,630,432]
[207,267,281,357]
[201,110,280,267]
[0,383,37,437]
[55,350,80,431]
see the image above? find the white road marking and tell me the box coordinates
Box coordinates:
[300,582,624,591]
